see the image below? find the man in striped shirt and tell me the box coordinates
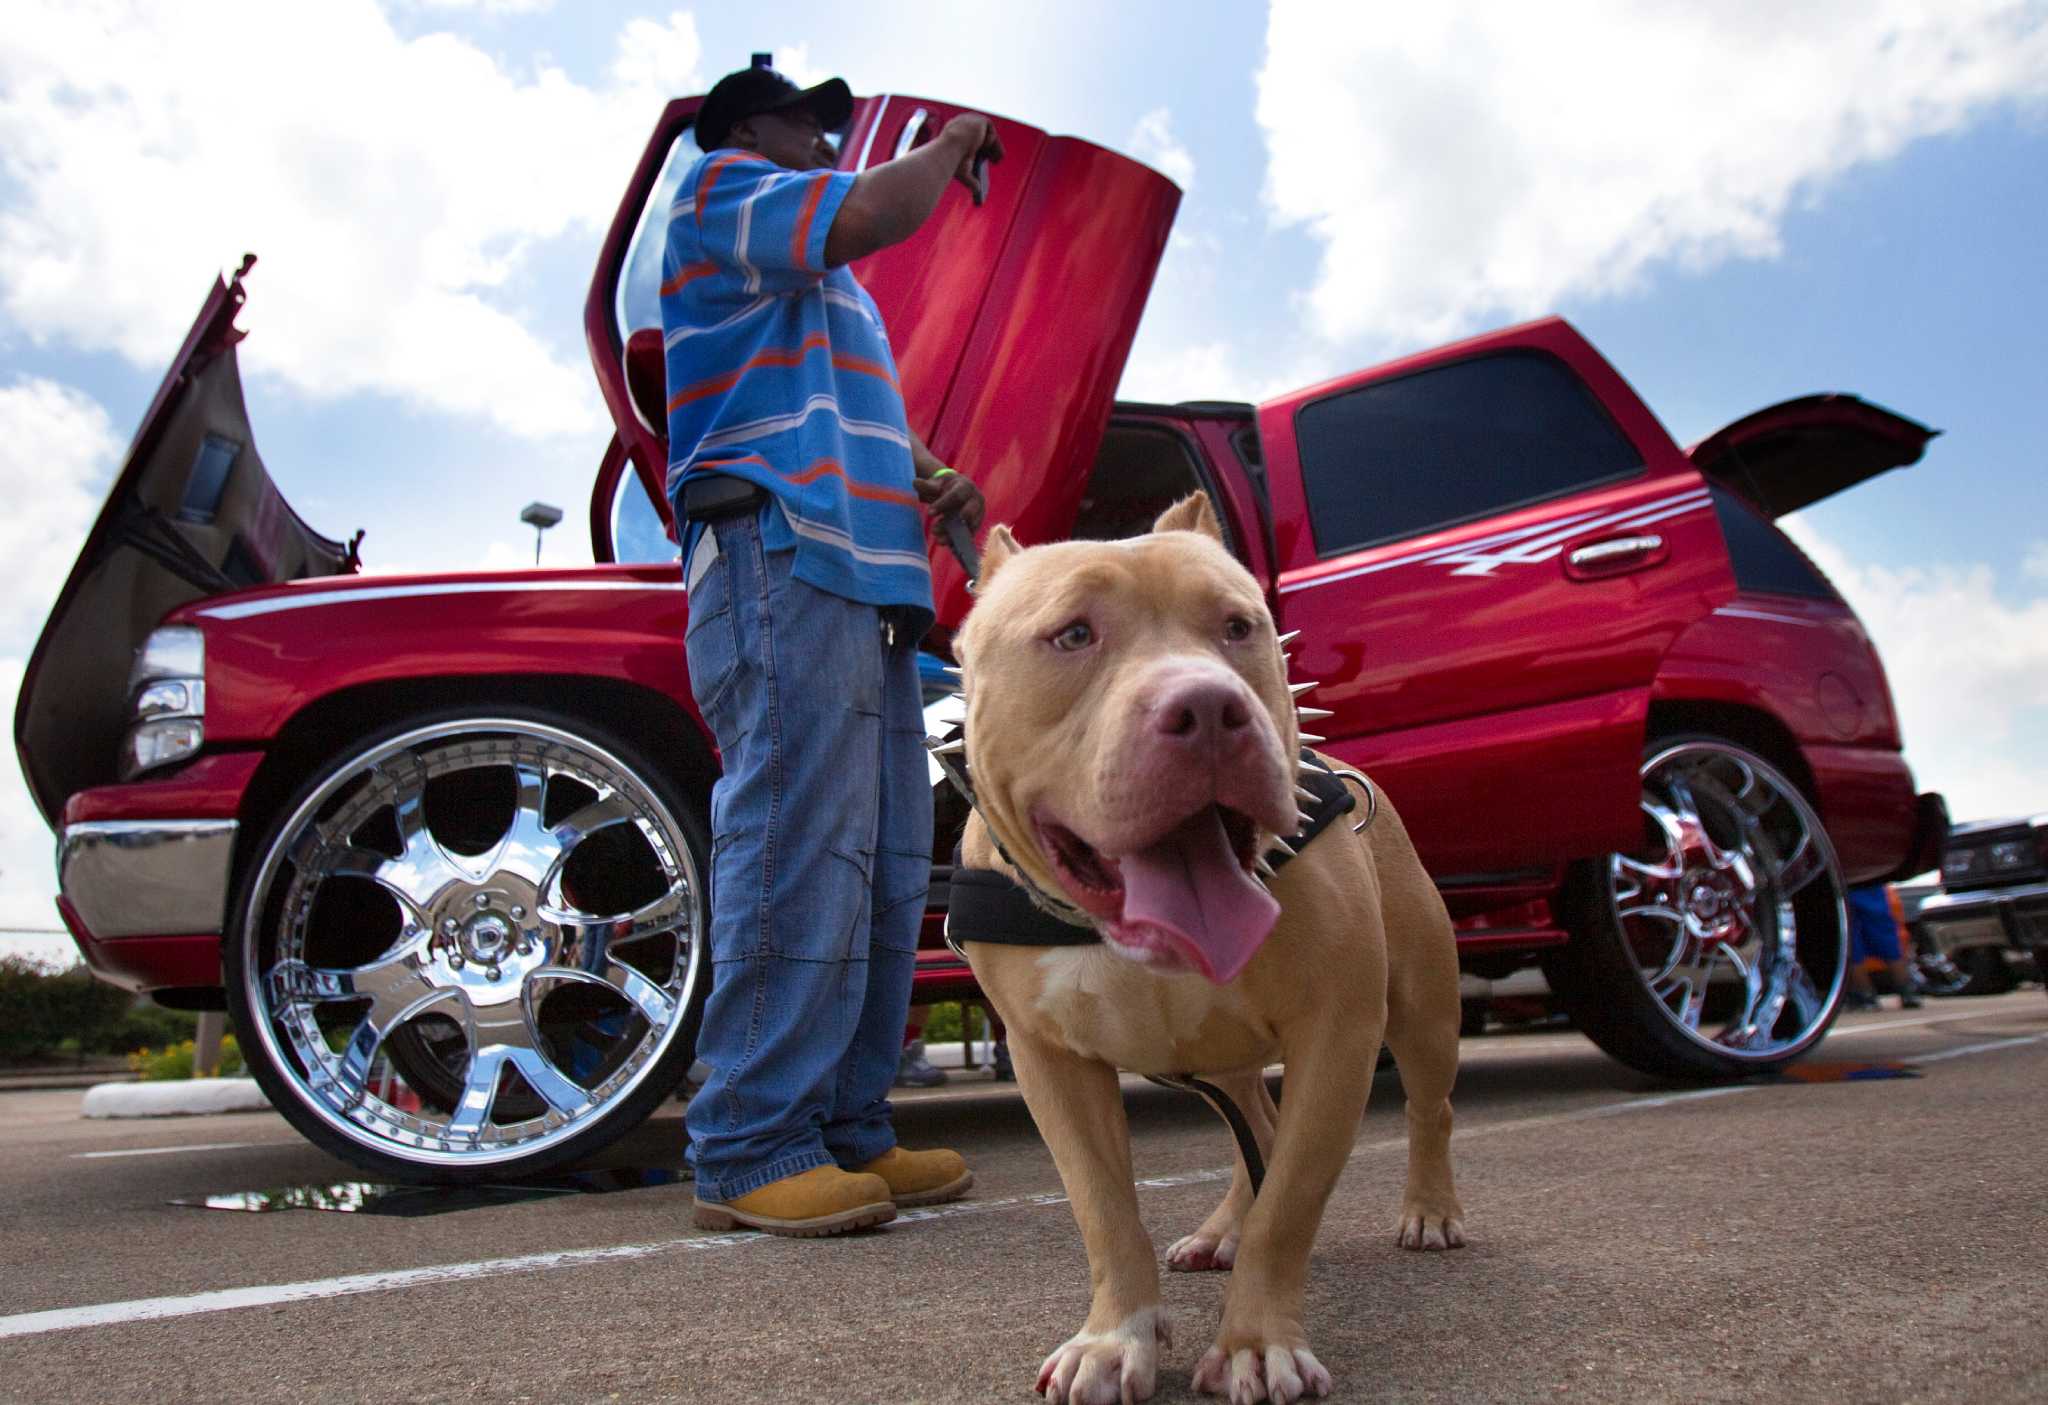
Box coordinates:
[665,59,995,1237]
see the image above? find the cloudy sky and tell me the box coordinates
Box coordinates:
[3,0,2046,950]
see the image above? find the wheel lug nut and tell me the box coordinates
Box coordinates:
[511,905,526,920]
[474,894,491,910]
[486,965,501,982]
[449,954,465,971]
[441,918,459,935]
[516,940,533,956]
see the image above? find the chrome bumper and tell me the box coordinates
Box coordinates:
[58,820,238,938]
[1914,880,2048,955]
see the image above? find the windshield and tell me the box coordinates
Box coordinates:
[613,127,705,347]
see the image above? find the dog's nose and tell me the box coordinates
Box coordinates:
[1152,679,1253,744]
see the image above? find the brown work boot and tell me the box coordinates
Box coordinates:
[691,1166,895,1237]
[854,1146,973,1207]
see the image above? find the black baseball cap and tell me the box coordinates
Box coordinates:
[696,54,853,151]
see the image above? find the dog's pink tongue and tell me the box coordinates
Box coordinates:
[1119,808,1280,985]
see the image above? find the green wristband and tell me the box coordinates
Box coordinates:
[929,466,957,479]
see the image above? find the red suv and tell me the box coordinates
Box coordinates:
[17,94,1945,1181]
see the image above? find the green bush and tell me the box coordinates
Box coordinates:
[129,1035,244,1081]
[0,955,136,1061]
[921,1001,990,1044]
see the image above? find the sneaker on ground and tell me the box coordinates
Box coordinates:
[895,1038,946,1087]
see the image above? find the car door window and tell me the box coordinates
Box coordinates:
[1296,351,1642,556]
[614,128,706,346]
[611,468,679,564]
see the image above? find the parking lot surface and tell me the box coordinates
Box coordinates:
[2,994,2044,1404]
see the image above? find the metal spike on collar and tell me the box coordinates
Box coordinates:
[1296,809,1315,829]
[1269,837,1298,859]
[941,664,964,678]
[1276,630,1302,648]
[928,738,967,756]
[1297,757,1322,776]
[1294,784,1318,803]
[1298,732,1327,745]
[1297,706,1335,722]
[1254,855,1277,877]
[1288,680,1317,698]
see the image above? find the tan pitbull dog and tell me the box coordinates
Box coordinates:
[951,494,1466,1405]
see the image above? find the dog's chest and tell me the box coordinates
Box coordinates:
[1029,947,1274,1074]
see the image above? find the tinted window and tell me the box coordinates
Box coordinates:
[1709,487,1837,600]
[1296,351,1642,555]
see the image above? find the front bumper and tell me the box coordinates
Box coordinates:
[58,819,238,938]
[1913,880,2048,957]
[51,751,261,992]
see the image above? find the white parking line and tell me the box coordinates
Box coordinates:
[5,1028,2044,1342]
[71,1142,263,1161]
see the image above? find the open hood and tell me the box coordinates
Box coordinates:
[14,257,357,823]
[1687,394,1937,519]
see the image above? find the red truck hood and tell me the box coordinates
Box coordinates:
[1687,394,1937,518]
[13,259,357,823]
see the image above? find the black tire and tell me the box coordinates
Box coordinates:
[1947,946,2018,997]
[226,706,710,1183]
[1546,736,1847,1081]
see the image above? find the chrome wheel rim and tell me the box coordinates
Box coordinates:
[242,719,703,1169]
[1607,741,1846,1063]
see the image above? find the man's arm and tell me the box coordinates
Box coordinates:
[909,424,985,529]
[824,114,1003,267]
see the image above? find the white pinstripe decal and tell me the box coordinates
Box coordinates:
[1278,487,1712,592]
[196,579,684,622]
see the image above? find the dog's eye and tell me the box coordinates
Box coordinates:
[1051,620,1094,652]
[1223,615,1254,643]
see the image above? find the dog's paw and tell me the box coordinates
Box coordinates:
[1191,1343,1331,1404]
[1165,1229,1238,1272]
[1394,1207,1467,1251]
[1036,1307,1170,1405]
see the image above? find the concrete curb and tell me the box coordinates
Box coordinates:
[81,1078,272,1119]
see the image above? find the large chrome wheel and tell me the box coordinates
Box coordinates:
[228,711,708,1182]
[1548,737,1847,1080]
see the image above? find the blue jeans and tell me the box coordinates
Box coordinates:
[681,508,933,1202]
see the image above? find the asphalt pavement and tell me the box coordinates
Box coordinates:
[2,993,2043,1404]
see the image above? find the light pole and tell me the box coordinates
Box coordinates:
[520,501,563,565]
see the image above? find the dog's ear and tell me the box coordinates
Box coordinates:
[1151,491,1224,544]
[979,524,1022,588]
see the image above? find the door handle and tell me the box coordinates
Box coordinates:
[1564,533,1666,579]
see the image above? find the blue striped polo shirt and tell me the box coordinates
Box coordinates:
[661,150,933,627]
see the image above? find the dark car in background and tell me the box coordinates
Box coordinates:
[1911,815,2048,996]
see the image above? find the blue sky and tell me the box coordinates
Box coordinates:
[3,1,2046,947]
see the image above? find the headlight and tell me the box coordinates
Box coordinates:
[120,626,206,780]
[1990,840,2032,872]
[1941,847,1985,881]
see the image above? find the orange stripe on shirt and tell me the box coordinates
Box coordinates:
[789,174,831,270]
[693,151,765,228]
[786,458,921,509]
[666,333,832,412]
[829,350,897,387]
[660,260,718,297]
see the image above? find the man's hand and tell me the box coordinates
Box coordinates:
[915,469,985,530]
[940,113,1004,204]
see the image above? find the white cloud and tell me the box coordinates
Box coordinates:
[409,0,556,12]
[1256,1,2048,346]
[1785,518,2048,823]
[0,378,121,641]
[2024,542,2048,582]
[0,2,705,440]
[1128,107,1196,191]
